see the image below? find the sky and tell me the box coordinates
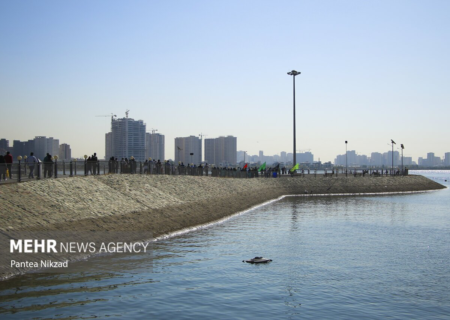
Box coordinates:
[1,0,449,162]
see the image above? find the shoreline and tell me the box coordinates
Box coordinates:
[0,174,445,280]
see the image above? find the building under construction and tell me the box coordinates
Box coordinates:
[105,112,146,161]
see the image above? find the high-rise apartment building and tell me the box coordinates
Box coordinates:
[105,114,146,161]
[237,150,245,163]
[280,151,287,163]
[370,152,383,166]
[174,136,202,165]
[204,136,237,166]
[12,139,34,158]
[105,132,113,160]
[403,157,413,166]
[34,136,48,160]
[33,136,59,160]
[6,137,66,159]
[444,153,450,166]
[59,143,72,161]
[0,139,9,154]
[145,133,165,161]
[296,151,314,164]
[286,153,293,164]
[204,139,215,165]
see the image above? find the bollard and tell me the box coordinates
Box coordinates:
[70,161,73,177]
[54,159,58,179]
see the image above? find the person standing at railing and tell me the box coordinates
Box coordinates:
[143,160,149,174]
[130,157,136,174]
[43,153,53,178]
[108,156,114,174]
[156,160,161,174]
[86,156,92,175]
[27,152,38,179]
[0,154,6,181]
[92,153,98,175]
[4,151,13,179]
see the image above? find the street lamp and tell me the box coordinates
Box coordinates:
[53,155,58,179]
[74,158,77,176]
[391,139,396,175]
[17,156,22,182]
[345,140,348,176]
[84,155,88,176]
[24,155,27,176]
[401,144,404,175]
[199,133,207,163]
[287,70,301,168]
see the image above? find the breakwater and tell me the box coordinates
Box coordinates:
[0,174,445,279]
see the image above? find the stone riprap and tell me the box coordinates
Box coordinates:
[0,174,445,234]
[0,174,445,279]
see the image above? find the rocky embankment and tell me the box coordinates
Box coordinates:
[0,174,445,234]
[0,174,445,279]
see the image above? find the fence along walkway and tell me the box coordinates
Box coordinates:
[0,159,405,184]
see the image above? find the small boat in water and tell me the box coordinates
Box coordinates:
[243,257,272,264]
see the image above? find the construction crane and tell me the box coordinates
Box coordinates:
[95,113,117,120]
[125,110,130,118]
[95,113,117,132]
[151,128,158,134]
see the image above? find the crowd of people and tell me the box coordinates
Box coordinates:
[0,150,406,182]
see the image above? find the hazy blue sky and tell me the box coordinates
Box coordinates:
[1,1,449,162]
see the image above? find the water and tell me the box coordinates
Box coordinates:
[1,171,449,319]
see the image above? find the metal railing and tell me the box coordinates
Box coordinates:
[0,160,407,184]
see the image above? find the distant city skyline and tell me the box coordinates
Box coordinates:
[1,2,449,162]
[2,135,449,168]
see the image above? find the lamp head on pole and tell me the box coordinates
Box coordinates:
[345,140,347,144]
[391,139,396,145]
[401,144,404,149]
[287,70,301,76]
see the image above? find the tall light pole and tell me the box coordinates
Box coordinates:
[152,129,158,160]
[401,144,404,175]
[391,139,396,175]
[287,70,301,168]
[199,133,207,163]
[345,140,348,176]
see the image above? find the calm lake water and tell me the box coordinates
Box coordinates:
[1,171,449,319]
